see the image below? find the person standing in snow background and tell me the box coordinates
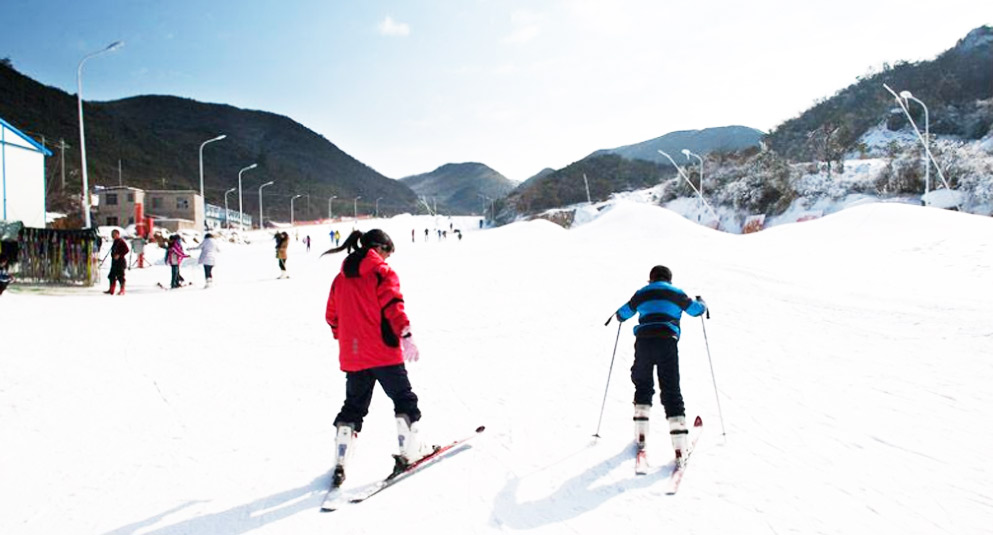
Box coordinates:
[195,233,220,288]
[614,265,706,466]
[166,234,188,289]
[321,229,428,489]
[275,231,290,278]
[104,229,129,295]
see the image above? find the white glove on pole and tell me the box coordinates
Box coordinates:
[401,335,420,362]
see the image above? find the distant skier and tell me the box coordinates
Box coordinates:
[104,229,129,295]
[196,233,220,287]
[305,235,311,253]
[275,231,290,278]
[614,265,706,466]
[166,234,189,289]
[321,229,430,488]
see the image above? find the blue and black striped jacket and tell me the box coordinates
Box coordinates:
[616,281,706,339]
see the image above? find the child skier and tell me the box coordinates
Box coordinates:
[322,229,431,488]
[614,265,706,466]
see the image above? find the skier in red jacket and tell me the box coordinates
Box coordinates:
[323,229,429,488]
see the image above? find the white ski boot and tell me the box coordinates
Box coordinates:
[668,415,688,467]
[633,404,651,450]
[332,423,357,488]
[394,415,436,474]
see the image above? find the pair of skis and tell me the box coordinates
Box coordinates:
[634,415,703,495]
[320,425,485,512]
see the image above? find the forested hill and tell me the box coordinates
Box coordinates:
[765,26,993,162]
[0,60,418,221]
[400,162,516,214]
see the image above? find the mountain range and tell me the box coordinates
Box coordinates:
[400,163,516,215]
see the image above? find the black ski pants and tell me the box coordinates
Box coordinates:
[334,364,420,433]
[108,259,126,284]
[631,336,685,418]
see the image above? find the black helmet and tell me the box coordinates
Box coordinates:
[649,265,672,282]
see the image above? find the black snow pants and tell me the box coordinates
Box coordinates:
[631,336,685,418]
[333,364,420,432]
[108,258,126,284]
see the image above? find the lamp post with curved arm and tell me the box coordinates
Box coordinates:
[290,194,303,226]
[237,163,258,231]
[258,181,274,229]
[224,187,236,229]
[659,150,720,224]
[900,90,931,205]
[198,134,226,201]
[682,149,705,219]
[375,197,384,218]
[354,196,361,220]
[76,40,123,228]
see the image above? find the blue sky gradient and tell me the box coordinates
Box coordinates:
[1,0,987,181]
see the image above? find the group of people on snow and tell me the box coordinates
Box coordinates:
[320,227,707,488]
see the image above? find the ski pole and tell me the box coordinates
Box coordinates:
[697,296,726,439]
[593,320,623,439]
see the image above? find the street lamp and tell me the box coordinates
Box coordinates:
[883,84,951,206]
[290,194,303,226]
[328,195,337,220]
[353,196,362,220]
[658,150,720,224]
[224,187,236,229]
[375,197,383,218]
[198,134,226,201]
[258,180,274,229]
[682,149,704,218]
[237,163,258,231]
[900,90,931,205]
[76,40,123,228]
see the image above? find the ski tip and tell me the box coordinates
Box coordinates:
[475,425,486,433]
[693,415,703,427]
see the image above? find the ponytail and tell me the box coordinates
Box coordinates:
[320,230,363,257]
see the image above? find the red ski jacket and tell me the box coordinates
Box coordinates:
[325,248,410,372]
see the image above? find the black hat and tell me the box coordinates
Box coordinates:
[361,229,394,253]
[649,265,672,282]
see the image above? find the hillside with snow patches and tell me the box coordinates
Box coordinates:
[2,201,992,534]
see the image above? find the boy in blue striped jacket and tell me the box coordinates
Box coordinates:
[615,265,706,464]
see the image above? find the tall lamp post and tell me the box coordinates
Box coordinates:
[237,163,258,231]
[900,90,930,205]
[658,150,720,224]
[290,194,303,226]
[353,196,361,220]
[258,180,274,229]
[375,197,383,218]
[883,84,951,207]
[76,40,123,228]
[224,187,236,229]
[198,134,226,201]
[682,149,704,218]
[328,195,337,220]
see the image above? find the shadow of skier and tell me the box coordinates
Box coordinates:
[101,473,328,535]
[490,444,673,529]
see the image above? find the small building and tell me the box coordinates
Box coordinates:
[1,117,52,228]
[94,186,144,227]
[144,189,204,231]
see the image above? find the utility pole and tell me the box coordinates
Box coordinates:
[118,159,123,186]
[58,139,69,190]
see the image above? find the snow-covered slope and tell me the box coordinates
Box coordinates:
[1,204,991,534]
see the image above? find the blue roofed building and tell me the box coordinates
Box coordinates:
[1,117,52,228]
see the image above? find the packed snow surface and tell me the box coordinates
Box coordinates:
[2,203,992,534]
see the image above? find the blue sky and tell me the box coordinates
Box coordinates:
[1,0,987,181]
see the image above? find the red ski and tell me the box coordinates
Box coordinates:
[666,415,703,495]
[321,425,485,512]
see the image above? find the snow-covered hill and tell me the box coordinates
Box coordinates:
[2,204,991,534]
